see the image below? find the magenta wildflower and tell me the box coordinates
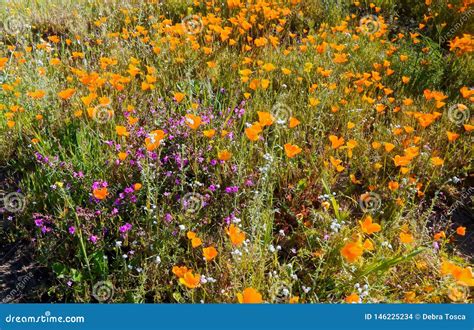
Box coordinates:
[225,186,239,194]
[119,223,132,233]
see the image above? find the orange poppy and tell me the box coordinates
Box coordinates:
[309,97,320,107]
[145,130,166,151]
[363,239,374,251]
[237,288,263,303]
[179,270,201,289]
[289,296,300,304]
[203,246,218,261]
[27,90,46,99]
[329,135,345,149]
[116,126,129,137]
[58,88,76,100]
[118,152,127,161]
[289,117,300,128]
[185,114,202,130]
[191,237,202,248]
[93,187,108,200]
[464,124,474,132]
[341,241,363,263]
[284,143,302,158]
[218,150,232,161]
[345,293,360,303]
[133,183,142,191]
[257,111,274,127]
[431,157,444,166]
[456,226,466,236]
[434,231,446,241]
[393,155,411,167]
[384,142,395,152]
[245,123,262,141]
[98,96,111,106]
[0,57,8,70]
[388,181,399,191]
[203,129,216,138]
[441,260,474,286]
[400,232,414,244]
[330,156,344,172]
[262,63,276,72]
[359,216,381,235]
[172,265,189,278]
[333,53,348,64]
[446,131,460,142]
[227,224,246,246]
[173,92,185,103]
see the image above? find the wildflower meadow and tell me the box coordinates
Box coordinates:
[0,0,473,304]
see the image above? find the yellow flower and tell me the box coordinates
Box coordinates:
[431,157,444,166]
[115,126,129,137]
[262,63,276,72]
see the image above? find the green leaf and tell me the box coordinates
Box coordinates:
[52,262,66,279]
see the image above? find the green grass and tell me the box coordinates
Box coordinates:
[0,0,472,303]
